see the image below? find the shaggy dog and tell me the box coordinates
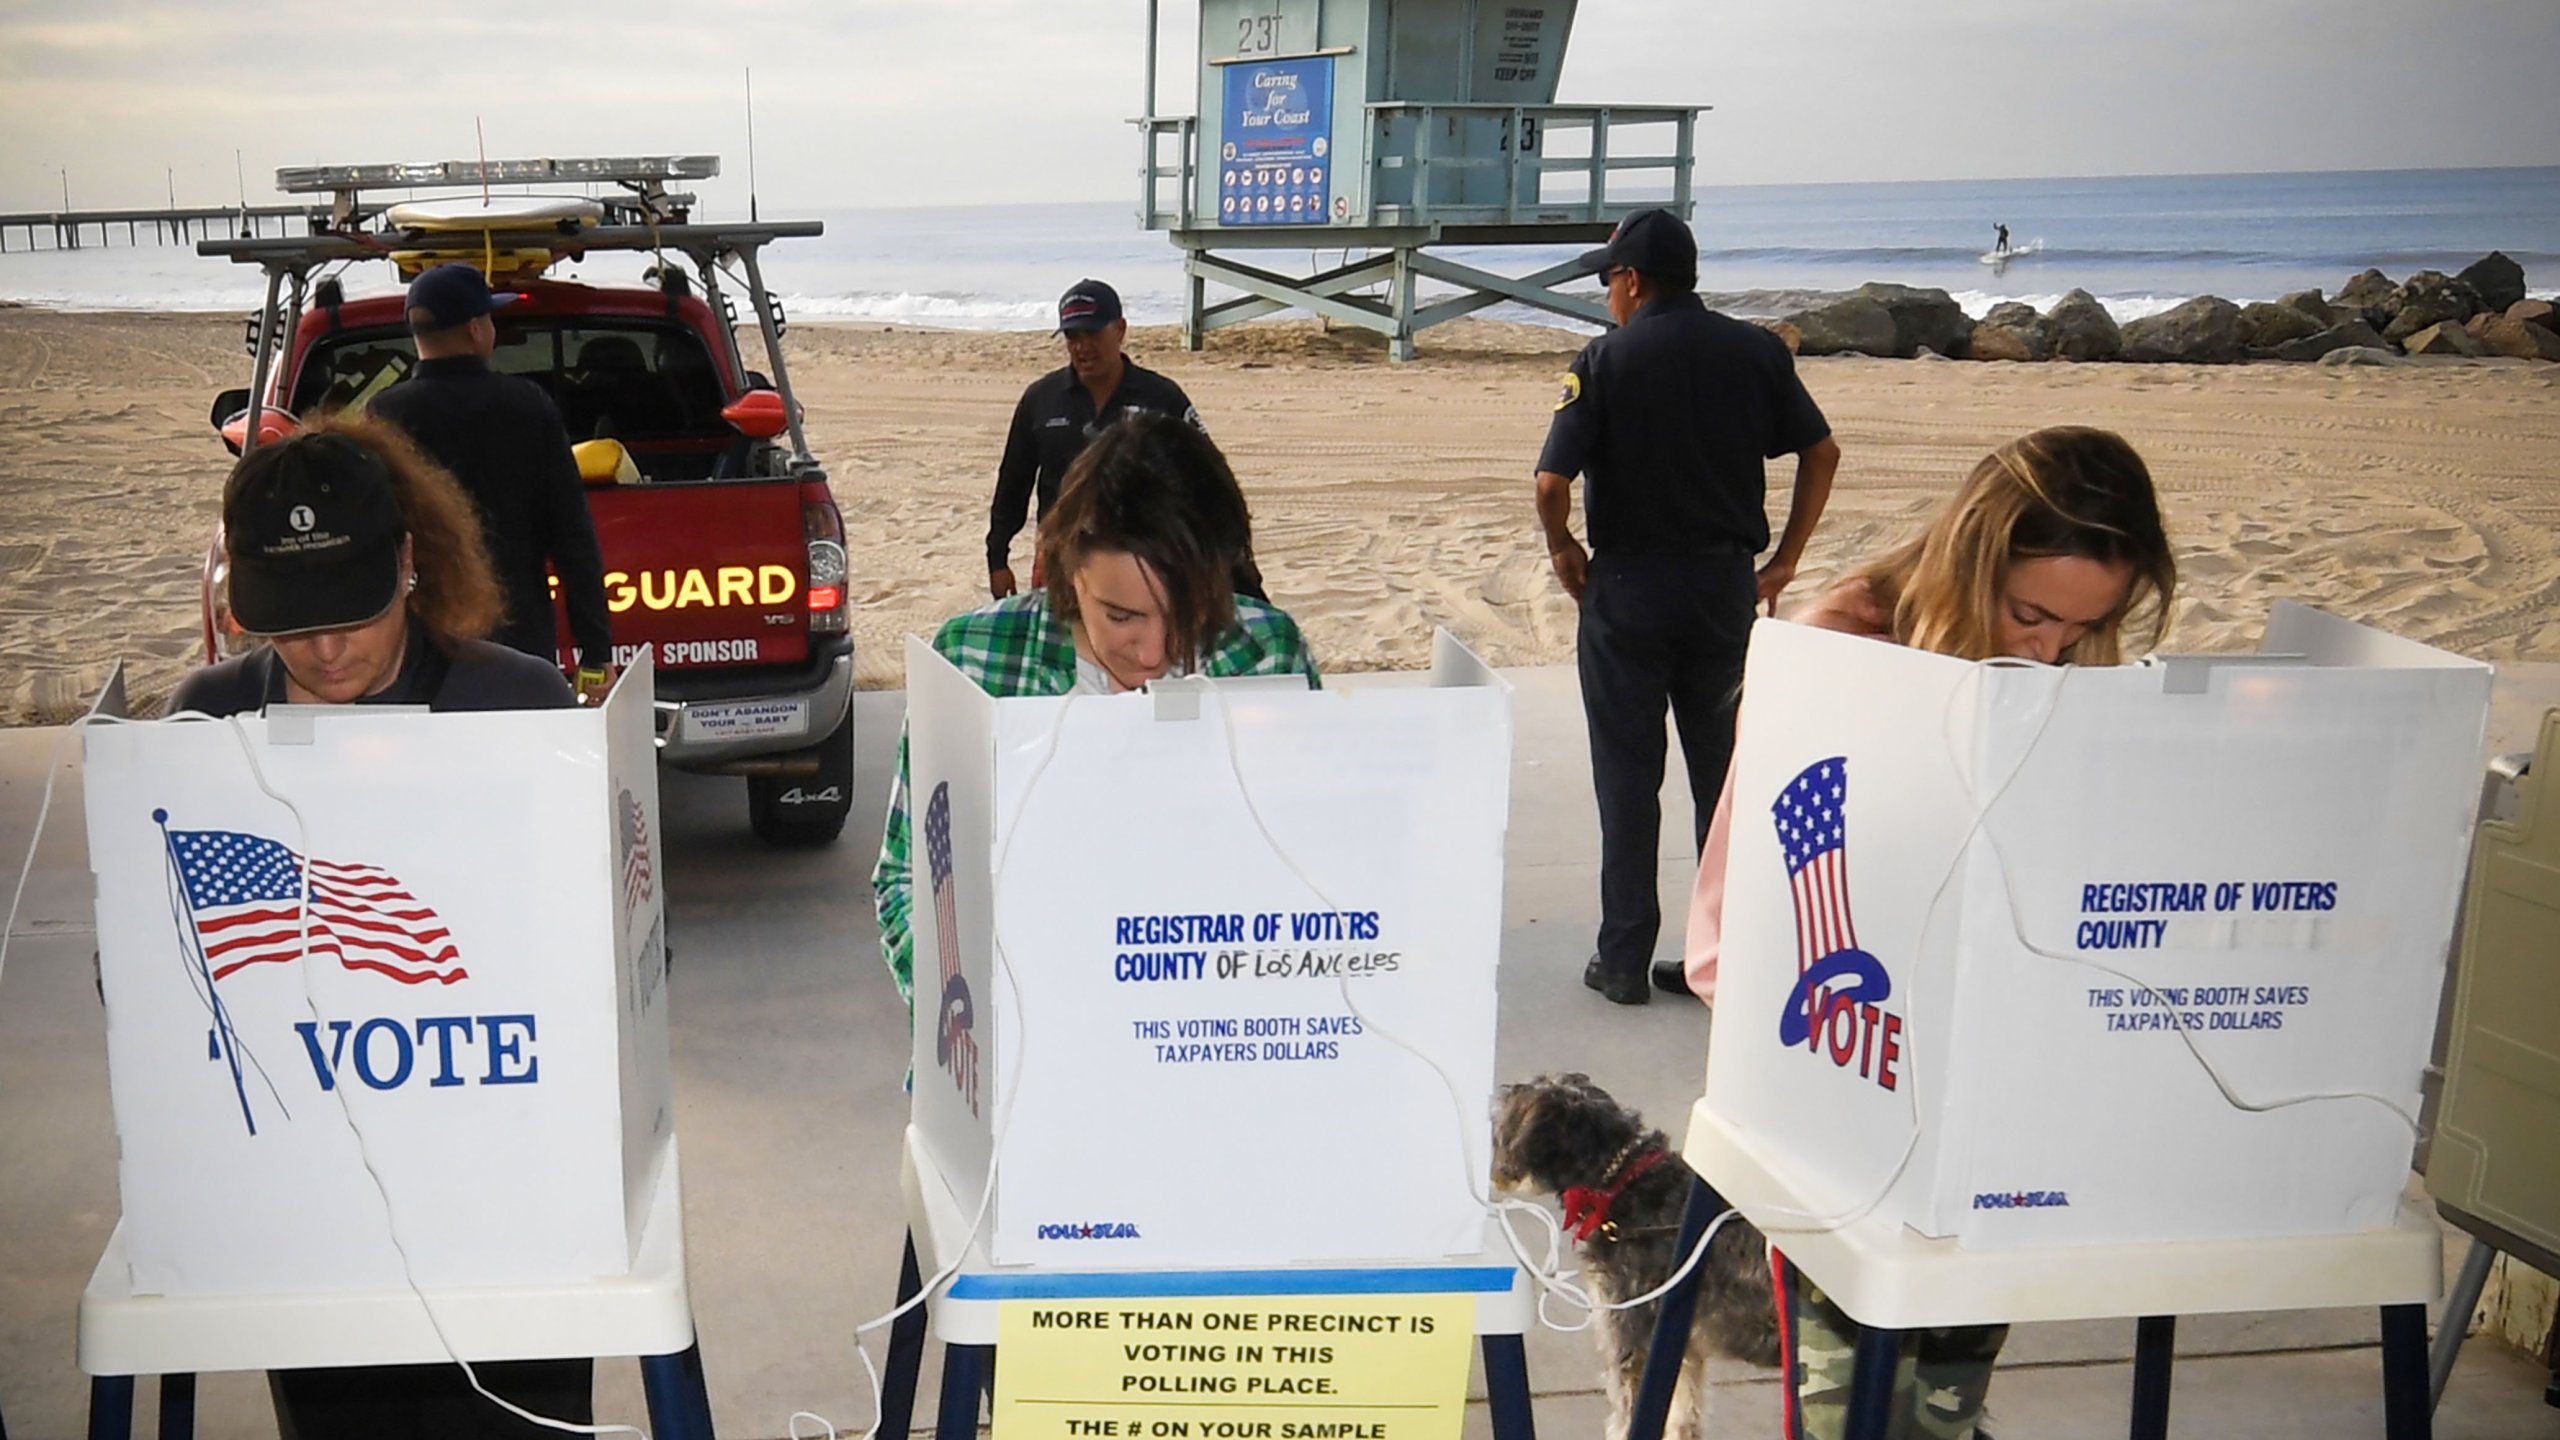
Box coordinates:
[1493,1073,1779,1440]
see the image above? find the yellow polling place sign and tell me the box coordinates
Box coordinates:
[994,1293,1473,1440]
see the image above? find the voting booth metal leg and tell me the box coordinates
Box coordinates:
[1840,1324,1901,1440]
[937,1344,993,1440]
[1623,1175,1726,1440]
[641,1342,718,1440]
[880,1232,930,1440]
[2128,1315,2174,1440]
[155,1372,194,1439]
[2429,1236,2495,1412]
[1481,1333,1536,1440]
[2380,1304,2433,1440]
[86,1376,132,1440]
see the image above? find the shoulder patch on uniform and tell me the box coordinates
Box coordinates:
[1553,372,1582,411]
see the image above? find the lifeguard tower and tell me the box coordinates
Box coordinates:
[1138,1,1703,360]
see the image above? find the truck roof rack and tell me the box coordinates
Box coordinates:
[197,221,825,276]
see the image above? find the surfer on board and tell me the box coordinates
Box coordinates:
[1994,222,2011,255]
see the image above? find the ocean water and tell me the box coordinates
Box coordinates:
[4,166,2553,330]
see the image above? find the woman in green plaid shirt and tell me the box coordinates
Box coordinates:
[871,414,1320,1010]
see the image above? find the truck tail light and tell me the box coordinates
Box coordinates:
[802,484,848,635]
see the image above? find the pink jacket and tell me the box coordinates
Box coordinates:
[1683,580,1895,1003]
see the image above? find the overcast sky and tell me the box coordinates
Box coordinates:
[2,0,2553,215]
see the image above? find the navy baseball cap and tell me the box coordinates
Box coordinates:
[1056,279,1124,334]
[222,433,407,636]
[405,262,519,335]
[1577,208,1698,289]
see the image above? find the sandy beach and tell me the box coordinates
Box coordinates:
[3,307,2557,724]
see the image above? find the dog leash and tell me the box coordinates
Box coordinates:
[1561,1145,1671,1243]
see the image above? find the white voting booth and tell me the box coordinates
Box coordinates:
[80,663,674,1300]
[1699,601,2490,1266]
[903,631,1512,1269]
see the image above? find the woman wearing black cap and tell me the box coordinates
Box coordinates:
[173,415,575,716]
[168,416,591,1437]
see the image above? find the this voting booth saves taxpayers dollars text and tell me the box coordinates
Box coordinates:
[83,662,672,1297]
[1705,604,2490,1251]
[906,632,1511,1268]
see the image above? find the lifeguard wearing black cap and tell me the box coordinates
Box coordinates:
[403,261,520,334]
[368,263,616,699]
[1055,278,1125,334]
[986,278,1218,598]
[1575,206,1701,290]
[1533,206,1844,1005]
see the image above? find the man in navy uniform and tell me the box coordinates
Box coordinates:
[986,279,1207,598]
[1534,208,1841,1005]
[369,263,614,699]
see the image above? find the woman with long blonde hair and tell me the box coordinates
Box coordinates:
[1807,424,2174,664]
[1683,425,2177,1440]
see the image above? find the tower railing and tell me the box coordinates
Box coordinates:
[1137,103,1696,234]
[1138,115,1199,231]
[1363,103,1697,228]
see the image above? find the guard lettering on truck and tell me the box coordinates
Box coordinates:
[603,566,797,613]
[611,639,764,667]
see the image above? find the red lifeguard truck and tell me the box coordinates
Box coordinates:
[198,155,856,845]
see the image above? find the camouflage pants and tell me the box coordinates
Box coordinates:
[1783,1264,2006,1440]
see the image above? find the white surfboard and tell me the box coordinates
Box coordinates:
[387,195,606,231]
[1978,237,2044,264]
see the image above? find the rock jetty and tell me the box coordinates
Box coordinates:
[1771,251,2553,364]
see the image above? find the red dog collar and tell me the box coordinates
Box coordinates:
[1561,1147,1670,1243]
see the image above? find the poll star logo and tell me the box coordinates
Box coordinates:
[1769,759,1906,1091]
[156,809,536,1137]
[924,782,980,1116]
[1973,1189,2072,1210]
[1035,1220,1142,1241]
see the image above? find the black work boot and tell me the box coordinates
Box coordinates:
[1583,954,1650,1006]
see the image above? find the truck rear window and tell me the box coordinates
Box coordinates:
[294,319,735,479]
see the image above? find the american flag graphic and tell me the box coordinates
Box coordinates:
[924,781,980,1115]
[1773,757,1857,968]
[1769,757,1891,1048]
[620,789,654,917]
[167,827,468,986]
[925,782,960,995]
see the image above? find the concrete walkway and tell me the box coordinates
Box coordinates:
[2,664,2555,1438]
